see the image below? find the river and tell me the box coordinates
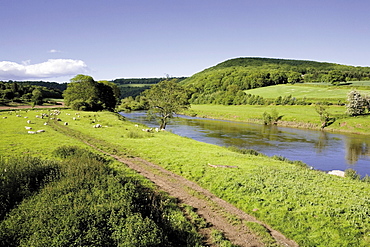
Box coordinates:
[120,111,370,177]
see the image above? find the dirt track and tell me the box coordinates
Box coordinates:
[89,146,298,246]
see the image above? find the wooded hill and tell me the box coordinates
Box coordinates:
[182,57,370,105]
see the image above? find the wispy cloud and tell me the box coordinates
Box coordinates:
[0,59,88,80]
[48,49,62,53]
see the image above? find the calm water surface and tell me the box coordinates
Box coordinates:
[120,112,370,177]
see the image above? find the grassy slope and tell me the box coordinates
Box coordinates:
[2,109,370,246]
[245,84,370,99]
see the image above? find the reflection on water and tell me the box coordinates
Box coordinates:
[120,112,370,177]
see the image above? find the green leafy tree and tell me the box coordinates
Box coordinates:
[63,75,118,111]
[315,104,335,129]
[144,79,190,129]
[31,88,43,106]
[287,71,302,84]
[327,70,345,85]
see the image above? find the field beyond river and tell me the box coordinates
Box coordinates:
[185,104,370,135]
[1,109,370,246]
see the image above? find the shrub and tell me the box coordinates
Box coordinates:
[345,168,361,180]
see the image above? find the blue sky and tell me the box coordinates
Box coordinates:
[1,0,370,82]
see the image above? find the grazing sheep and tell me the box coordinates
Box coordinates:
[16,115,21,117]
[135,124,139,127]
[27,120,31,124]
[2,117,7,119]
[25,126,32,130]
[44,122,48,125]
[64,122,68,125]
[93,124,102,128]
[28,131,37,134]
[37,130,45,133]
[56,118,61,121]
[72,117,76,120]
[24,116,28,118]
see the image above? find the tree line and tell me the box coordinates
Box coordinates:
[0,81,63,106]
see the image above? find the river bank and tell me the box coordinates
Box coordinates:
[184,104,370,136]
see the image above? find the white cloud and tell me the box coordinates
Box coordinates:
[48,49,62,53]
[0,59,88,80]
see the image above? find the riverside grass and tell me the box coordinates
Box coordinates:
[2,109,370,246]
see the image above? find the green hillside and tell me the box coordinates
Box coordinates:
[182,57,370,105]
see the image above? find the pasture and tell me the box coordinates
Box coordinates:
[245,84,370,100]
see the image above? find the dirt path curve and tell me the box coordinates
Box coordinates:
[105,152,298,246]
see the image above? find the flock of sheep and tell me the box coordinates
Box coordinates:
[1,109,87,135]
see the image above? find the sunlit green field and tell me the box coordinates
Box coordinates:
[2,109,370,246]
[245,84,370,100]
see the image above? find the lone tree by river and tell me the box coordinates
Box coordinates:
[144,79,190,129]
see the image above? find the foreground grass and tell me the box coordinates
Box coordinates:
[186,104,370,135]
[2,109,370,246]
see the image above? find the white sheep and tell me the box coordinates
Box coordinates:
[64,122,68,125]
[25,126,32,130]
[44,122,48,125]
[27,120,31,124]
[28,131,37,134]
[37,130,45,133]
[93,124,102,128]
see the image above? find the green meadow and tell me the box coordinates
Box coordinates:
[245,84,370,101]
[1,109,368,246]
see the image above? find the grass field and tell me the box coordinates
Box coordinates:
[245,84,370,100]
[2,109,370,246]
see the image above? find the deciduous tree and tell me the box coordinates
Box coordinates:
[144,79,190,129]
[63,74,118,111]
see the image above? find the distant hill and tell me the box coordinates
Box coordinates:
[182,57,370,105]
[112,77,187,99]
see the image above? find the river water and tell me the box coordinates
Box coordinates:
[120,111,370,177]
